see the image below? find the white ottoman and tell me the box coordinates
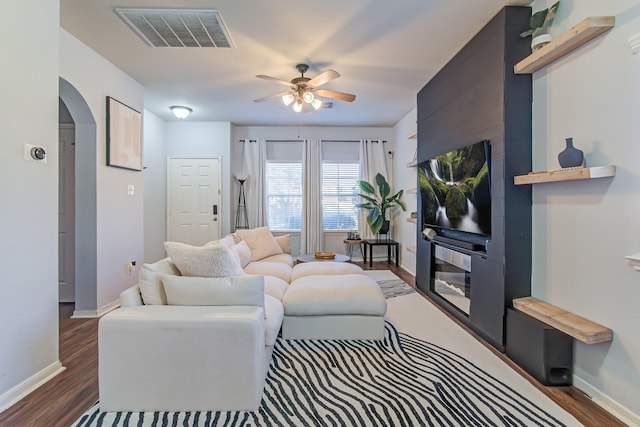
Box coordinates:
[290,261,364,282]
[282,273,387,340]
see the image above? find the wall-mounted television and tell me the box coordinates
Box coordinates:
[419,140,491,244]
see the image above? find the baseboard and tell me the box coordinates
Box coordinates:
[72,298,120,318]
[573,375,640,426]
[401,262,416,277]
[0,360,65,413]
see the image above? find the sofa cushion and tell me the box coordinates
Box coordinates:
[235,227,283,262]
[259,253,294,267]
[283,274,386,316]
[243,261,292,283]
[259,275,289,301]
[274,234,291,254]
[233,241,252,268]
[162,275,264,310]
[164,241,245,277]
[290,261,364,282]
[138,257,181,305]
[264,294,284,346]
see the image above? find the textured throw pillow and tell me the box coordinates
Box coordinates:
[164,241,245,277]
[234,240,252,268]
[235,227,283,262]
[162,275,264,309]
[274,234,292,254]
[138,258,181,305]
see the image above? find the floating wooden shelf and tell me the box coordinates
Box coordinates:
[407,160,417,168]
[513,297,612,344]
[407,246,416,254]
[514,166,616,185]
[406,217,417,224]
[407,130,417,139]
[514,16,615,74]
[407,187,417,194]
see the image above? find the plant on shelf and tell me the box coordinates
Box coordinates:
[520,1,560,52]
[356,173,406,236]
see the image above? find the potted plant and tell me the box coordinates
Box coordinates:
[520,1,560,52]
[356,173,406,236]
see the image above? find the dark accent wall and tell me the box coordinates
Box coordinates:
[415,6,532,350]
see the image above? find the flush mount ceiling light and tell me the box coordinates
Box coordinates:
[170,106,192,119]
[254,63,356,113]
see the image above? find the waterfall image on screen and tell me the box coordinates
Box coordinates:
[419,140,491,237]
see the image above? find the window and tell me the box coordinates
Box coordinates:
[322,163,360,231]
[266,162,302,231]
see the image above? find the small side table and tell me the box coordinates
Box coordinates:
[343,239,364,259]
[363,239,399,267]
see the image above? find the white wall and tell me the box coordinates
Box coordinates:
[143,111,167,263]
[60,29,145,311]
[0,0,63,410]
[530,0,640,422]
[393,109,418,275]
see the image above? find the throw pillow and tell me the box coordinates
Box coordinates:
[235,227,283,262]
[274,234,292,254]
[164,241,245,277]
[233,240,252,268]
[138,258,181,305]
[162,275,264,309]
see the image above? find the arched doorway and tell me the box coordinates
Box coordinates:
[59,78,98,316]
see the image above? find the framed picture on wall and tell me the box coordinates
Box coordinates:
[106,96,142,171]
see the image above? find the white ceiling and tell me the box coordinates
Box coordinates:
[60,0,530,126]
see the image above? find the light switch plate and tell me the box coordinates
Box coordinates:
[127,184,135,195]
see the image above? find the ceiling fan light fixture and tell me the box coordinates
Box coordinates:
[282,94,295,106]
[170,105,192,119]
[311,98,323,110]
[292,99,303,113]
[302,91,314,103]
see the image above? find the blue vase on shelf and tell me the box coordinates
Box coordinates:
[557,138,584,168]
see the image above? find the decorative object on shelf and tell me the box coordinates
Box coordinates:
[314,251,336,259]
[557,137,584,168]
[347,231,361,240]
[234,174,249,230]
[520,1,560,52]
[356,173,406,236]
[514,16,615,74]
[410,211,417,219]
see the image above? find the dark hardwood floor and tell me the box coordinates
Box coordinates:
[0,261,626,426]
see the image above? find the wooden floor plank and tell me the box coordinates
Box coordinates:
[0,262,626,427]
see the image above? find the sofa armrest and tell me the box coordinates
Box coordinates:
[99,305,266,412]
[120,285,143,307]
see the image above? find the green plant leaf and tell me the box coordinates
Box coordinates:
[357,180,375,194]
[375,173,391,201]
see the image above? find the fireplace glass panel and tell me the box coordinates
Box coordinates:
[432,244,471,315]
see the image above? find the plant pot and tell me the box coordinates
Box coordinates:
[379,220,390,235]
[531,34,552,52]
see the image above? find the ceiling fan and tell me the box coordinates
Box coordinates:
[254,64,356,112]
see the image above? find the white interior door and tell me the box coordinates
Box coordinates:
[167,157,222,246]
[59,125,75,302]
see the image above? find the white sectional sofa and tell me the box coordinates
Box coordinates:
[99,227,386,413]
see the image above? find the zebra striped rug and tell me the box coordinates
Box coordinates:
[74,320,566,427]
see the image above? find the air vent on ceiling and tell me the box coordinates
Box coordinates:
[115,8,235,48]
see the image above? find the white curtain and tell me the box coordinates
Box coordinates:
[242,138,266,229]
[358,139,389,240]
[301,138,323,253]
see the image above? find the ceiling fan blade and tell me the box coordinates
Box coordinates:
[256,75,295,88]
[254,92,289,103]
[307,69,340,88]
[315,89,356,102]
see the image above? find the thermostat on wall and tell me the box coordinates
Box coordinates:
[24,143,47,164]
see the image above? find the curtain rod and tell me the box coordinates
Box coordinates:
[238,139,386,143]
